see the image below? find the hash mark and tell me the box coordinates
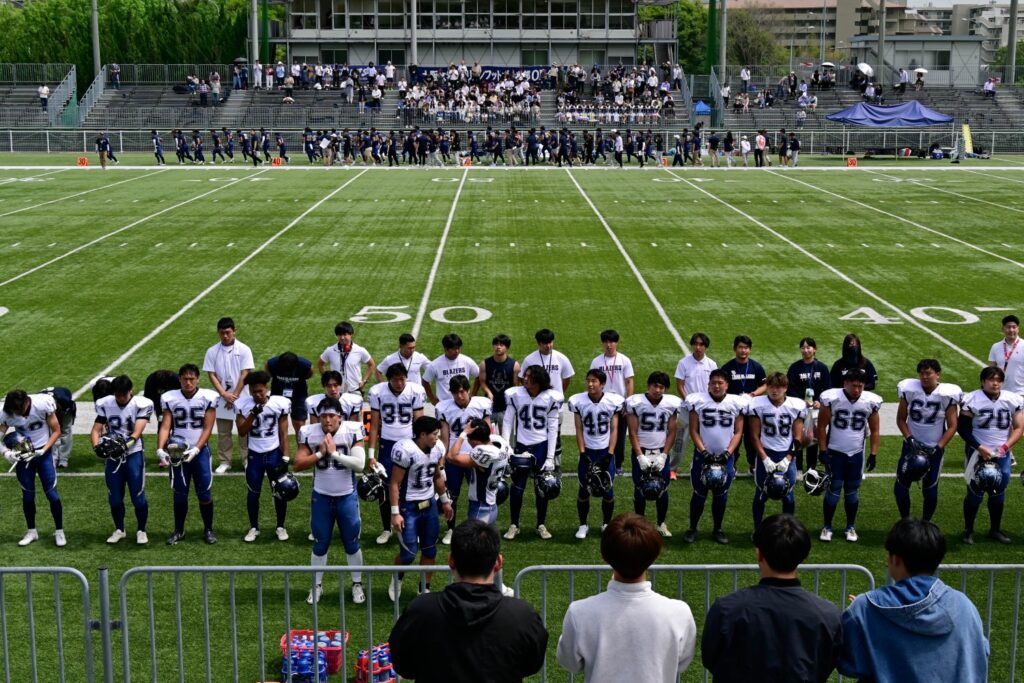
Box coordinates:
[227,242,234,247]
[581,242,587,247]
[1002,243,1013,248]
[931,243,941,248]
[651,242,658,247]
[510,242,516,247]
[189,242,198,248]
[154,243,163,247]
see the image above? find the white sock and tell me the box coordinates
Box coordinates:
[311,552,327,587]
[346,549,364,584]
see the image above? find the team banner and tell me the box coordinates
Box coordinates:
[414,66,548,83]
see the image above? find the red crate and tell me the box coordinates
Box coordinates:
[280,630,349,674]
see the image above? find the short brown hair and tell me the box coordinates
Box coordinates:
[601,513,662,580]
[766,372,789,388]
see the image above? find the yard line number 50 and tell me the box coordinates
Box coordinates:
[351,305,493,325]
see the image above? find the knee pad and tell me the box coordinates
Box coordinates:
[421,541,438,560]
[198,493,213,505]
[398,545,417,565]
[312,539,331,556]
[342,536,361,555]
[131,491,148,509]
[964,490,984,507]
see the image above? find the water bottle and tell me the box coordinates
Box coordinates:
[804,387,814,405]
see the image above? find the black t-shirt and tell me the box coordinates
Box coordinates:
[484,357,516,412]
[266,355,312,405]
[720,358,767,395]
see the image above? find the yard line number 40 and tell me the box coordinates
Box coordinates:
[841,306,1013,325]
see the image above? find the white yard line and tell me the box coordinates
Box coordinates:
[664,169,987,369]
[0,170,269,288]
[0,169,167,219]
[411,168,469,338]
[864,169,1024,215]
[71,169,369,399]
[567,168,690,354]
[769,170,1024,270]
[964,169,1024,185]
[0,168,70,185]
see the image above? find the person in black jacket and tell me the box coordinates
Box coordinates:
[830,333,878,391]
[389,519,548,683]
[702,514,842,682]
[786,337,832,473]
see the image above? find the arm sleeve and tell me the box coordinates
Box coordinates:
[555,609,583,674]
[546,402,561,460]
[333,444,366,473]
[958,414,980,450]
[503,398,515,440]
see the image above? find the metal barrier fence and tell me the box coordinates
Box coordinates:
[2,128,1024,156]
[937,564,1023,683]
[77,66,108,128]
[0,567,96,683]
[513,563,876,682]
[0,63,76,86]
[109,64,238,87]
[49,65,78,128]
[114,565,453,683]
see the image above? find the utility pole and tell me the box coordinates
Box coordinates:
[91,0,101,77]
[719,0,727,85]
[251,0,259,69]
[1008,0,1019,84]
[878,0,886,88]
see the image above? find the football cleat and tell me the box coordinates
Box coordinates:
[845,527,859,543]
[819,527,833,543]
[388,574,402,602]
[54,530,67,547]
[275,527,289,542]
[106,529,127,544]
[442,529,453,545]
[575,525,589,540]
[375,529,392,545]
[351,582,365,604]
[712,529,729,545]
[536,524,552,540]
[18,529,38,546]
[990,530,1012,545]
[203,530,217,545]
[504,524,520,540]
[306,584,323,605]
[683,529,698,544]
[244,528,260,543]
[656,523,672,538]
[136,531,149,545]
[166,531,185,546]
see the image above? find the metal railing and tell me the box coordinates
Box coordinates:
[513,563,876,682]
[77,65,108,127]
[49,65,78,128]
[937,564,1024,683]
[0,63,75,85]
[708,68,724,127]
[0,567,97,683]
[107,64,237,87]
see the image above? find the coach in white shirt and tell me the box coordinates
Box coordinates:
[203,317,255,473]
[670,332,717,472]
[989,314,1024,396]
[318,321,376,394]
[590,329,634,470]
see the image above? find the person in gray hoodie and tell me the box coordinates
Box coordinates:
[839,517,988,682]
[389,519,548,683]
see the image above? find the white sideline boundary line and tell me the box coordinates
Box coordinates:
[0,168,70,185]
[0,470,964,480]
[664,169,987,369]
[769,170,1024,270]
[71,169,369,399]
[865,169,1024,215]
[0,169,166,219]
[0,169,270,288]
[411,168,469,337]
[1,164,1024,172]
[567,168,690,353]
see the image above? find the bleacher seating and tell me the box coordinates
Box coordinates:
[0,86,53,128]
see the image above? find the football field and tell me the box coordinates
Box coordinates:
[1,159,1024,681]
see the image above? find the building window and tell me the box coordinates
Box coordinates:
[523,0,549,30]
[580,0,606,29]
[522,48,549,65]
[493,0,519,29]
[292,0,318,30]
[378,48,406,65]
[378,0,406,29]
[347,0,374,29]
[331,0,345,29]
[322,49,349,64]
[417,0,434,28]
[608,0,633,30]
[466,0,490,28]
[550,0,576,29]
[435,0,463,29]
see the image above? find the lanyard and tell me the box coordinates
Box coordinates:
[337,344,351,384]
[1004,339,1020,372]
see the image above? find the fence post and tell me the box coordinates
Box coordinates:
[9,130,13,153]
[46,130,50,154]
[96,567,116,683]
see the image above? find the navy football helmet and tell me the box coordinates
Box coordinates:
[586,463,613,498]
[356,470,387,502]
[270,472,300,502]
[972,460,1003,495]
[3,431,34,456]
[509,450,535,473]
[638,469,667,501]
[95,434,129,461]
[897,445,933,486]
[534,471,562,501]
[803,468,830,496]
[494,478,510,505]
[700,452,730,494]
[165,434,189,466]
[763,471,793,500]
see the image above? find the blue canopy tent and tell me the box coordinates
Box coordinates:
[826,101,953,127]
[693,100,711,115]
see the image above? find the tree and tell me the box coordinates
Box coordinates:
[637,0,706,75]
[727,8,786,68]
[990,41,1024,84]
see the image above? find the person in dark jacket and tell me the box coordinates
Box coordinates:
[786,337,832,473]
[702,514,842,682]
[389,519,548,683]
[830,333,878,391]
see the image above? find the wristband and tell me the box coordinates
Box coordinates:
[368,447,376,460]
[390,506,400,515]
[438,493,452,505]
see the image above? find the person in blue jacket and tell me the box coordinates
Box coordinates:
[839,517,988,683]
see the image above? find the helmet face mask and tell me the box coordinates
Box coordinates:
[586,464,613,498]
[897,446,933,486]
[2,432,34,456]
[700,453,731,494]
[509,451,535,474]
[972,460,1002,495]
[534,471,561,501]
[357,471,387,502]
[803,468,830,496]
[763,471,793,500]
[165,434,190,466]
[270,473,300,502]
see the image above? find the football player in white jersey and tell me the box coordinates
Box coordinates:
[626,372,681,538]
[422,333,481,405]
[294,397,368,605]
[894,359,960,521]
[502,366,564,540]
[368,364,426,544]
[2,389,66,547]
[519,329,574,469]
[684,369,746,544]
[569,369,625,539]
[817,368,882,543]
[436,375,492,543]
[446,418,512,525]
[316,321,376,394]
[236,371,293,543]
[589,330,633,475]
[305,370,364,425]
[959,366,1024,545]
[156,364,219,546]
[388,416,453,601]
[376,333,430,385]
[91,375,154,544]
[747,373,807,529]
